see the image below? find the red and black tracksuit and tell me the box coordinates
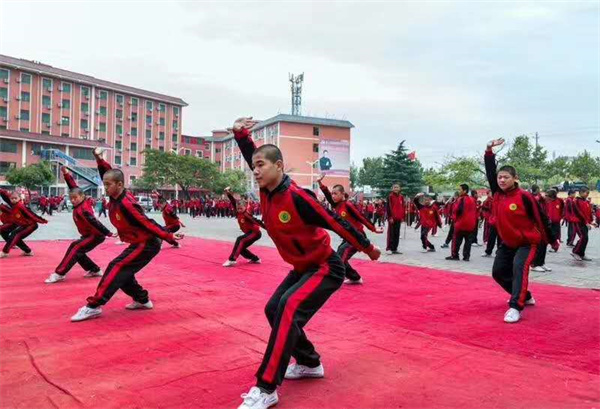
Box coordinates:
[451,194,478,260]
[481,196,501,255]
[413,197,442,251]
[485,149,556,311]
[319,182,378,282]
[85,157,178,309]
[443,199,456,246]
[162,203,182,233]
[1,189,47,254]
[386,192,405,252]
[545,198,564,247]
[234,127,374,392]
[564,197,578,245]
[54,173,111,276]
[572,197,592,258]
[227,192,264,262]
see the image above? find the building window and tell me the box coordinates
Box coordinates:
[115,155,122,165]
[159,132,165,140]
[80,119,88,129]
[41,130,49,135]
[71,147,94,160]
[0,162,16,175]
[21,73,32,84]
[0,69,9,81]
[0,107,7,119]
[215,148,221,153]
[131,112,138,122]
[130,157,137,166]
[159,146,164,152]
[146,129,151,139]
[173,120,179,129]
[99,122,106,132]
[172,133,177,142]
[173,106,179,116]
[99,90,108,100]
[61,132,69,137]
[43,78,52,90]
[81,102,89,112]
[20,110,30,121]
[146,101,153,111]
[42,113,50,124]
[42,95,51,107]
[116,140,122,150]
[116,109,123,119]
[159,103,166,112]
[0,88,7,99]
[116,94,124,105]
[116,124,123,135]
[313,127,320,136]
[313,143,319,153]
[184,149,191,156]
[21,91,30,102]
[61,82,71,93]
[146,115,152,124]
[0,140,18,153]
[130,175,137,183]
[159,117,165,126]
[131,127,137,136]
[81,86,90,98]
[131,97,138,106]
[20,127,30,132]
[131,142,137,151]
[99,106,107,116]
[62,116,70,125]
[62,99,70,109]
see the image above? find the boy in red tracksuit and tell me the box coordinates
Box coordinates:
[545,189,563,252]
[45,167,113,284]
[485,138,558,323]
[318,175,383,284]
[571,187,595,261]
[386,183,405,254]
[232,117,381,409]
[413,193,442,252]
[564,190,578,246]
[70,148,184,322]
[222,187,265,267]
[153,191,186,243]
[0,189,48,258]
[446,184,477,261]
[481,191,500,257]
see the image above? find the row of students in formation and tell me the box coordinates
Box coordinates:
[152,195,261,219]
[0,119,598,409]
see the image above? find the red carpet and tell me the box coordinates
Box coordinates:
[0,238,598,409]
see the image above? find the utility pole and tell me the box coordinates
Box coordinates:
[534,132,539,150]
[289,73,304,116]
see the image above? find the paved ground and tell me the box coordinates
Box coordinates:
[23,210,600,289]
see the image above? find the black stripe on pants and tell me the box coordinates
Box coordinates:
[55,235,105,275]
[386,221,401,251]
[550,222,561,243]
[451,230,472,259]
[229,231,261,261]
[444,222,454,245]
[2,224,37,254]
[256,251,345,391]
[573,223,589,257]
[0,224,31,253]
[86,238,161,308]
[567,222,576,245]
[485,225,500,255]
[337,240,360,281]
[420,226,434,250]
[492,243,537,311]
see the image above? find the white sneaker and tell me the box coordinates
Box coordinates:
[249,259,261,264]
[525,296,536,306]
[0,252,9,258]
[83,270,103,278]
[237,386,278,409]
[71,306,102,322]
[542,265,552,272]
[343,278,364,285]
[222,260,236,267]
[23,251,34,257]
[125,300,154,310]
[481,253,492,257]
[530,266,546,272]
[421,249,430,253]
[284,363,325,380]
[45,273,65,284]
[385,250,393,255]
[571,253,583,261]
[115,240,125,246]
[504,308,521,323]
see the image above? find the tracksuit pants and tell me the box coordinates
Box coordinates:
[1,224,31,253]
[420,226,435,250]
[337,240,361,281]
[532,242,548,267]
[444,222,455,245]
[451,229,472,260]
[86,238,161,308]
[2,224,38,254]
[386,220,401,252]
[256,251,345,392]
[485,225,500,256]
[166,224,181,233]
[55,235,105,276]
[573,223,589,258]
[550,222,561,243]
[229,231,261,261]
[492,243,537,311]
[567,222,576,245]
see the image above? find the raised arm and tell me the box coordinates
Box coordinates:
[317,176,335,207]
[93,148,112,179]
[413,194,424,210]
[225,189,237,208]
[485,138,504,195]
[61,167,78,189]
[119,197,178,244]
[232,117,260,169]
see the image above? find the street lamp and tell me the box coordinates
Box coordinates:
[306,159,319,192]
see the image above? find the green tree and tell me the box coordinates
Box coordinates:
[374,141,423,196]
[213,169,247,194]
[349,163,359,189]
[357,157,385,188]
[502,135,549,187]
[6,161,54,198]
[440,156,486,188]
[569,150,600,186]
[544,156,572,186]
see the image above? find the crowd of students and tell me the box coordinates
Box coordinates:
[0,119,599,409]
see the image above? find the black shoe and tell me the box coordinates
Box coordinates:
[463,257,470,261]
[428,247,436,252]
[392,251,402,254]
[440,243,449,248]
[445,256,460,261]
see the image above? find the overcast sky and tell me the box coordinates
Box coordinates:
[1,1,598,167]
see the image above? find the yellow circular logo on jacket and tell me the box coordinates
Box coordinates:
[116,213,121,221]
[278,211,291,223]
[15,214,21,219]
[429,210,433,215]
[509,203,518,211]
[240,218,245,224]
[341,211,347,218]
[556,205,560,209]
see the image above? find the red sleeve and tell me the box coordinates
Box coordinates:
[120,197,176,242]
[226,192,237,208]
[19,203,47,224]
[0,189,12,204]
[318,182,335,207]
[346,201,377,232]
[64,172,79,189]
[95,156,112,179]
[233,128,257,169]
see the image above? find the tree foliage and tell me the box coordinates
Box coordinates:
[569,150,600,186]
[212,169,247,194]
[373,141,423,196]
[6,161,55,196]
[357,157,384,188]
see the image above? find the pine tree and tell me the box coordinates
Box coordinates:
[375,140,423,196]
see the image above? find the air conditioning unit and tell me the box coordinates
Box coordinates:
[155,136,160,140]
[46,87,52,92]
[81,135,88,140]
[99,138,106,143]
[175,114,179,118]
[2,98,7,103]
[156,122,160,125]
[128,101,132,105]
[156,107,161,111]
[16,96,21,101]
[44,123,50,128]
[147,123,152,128]
[83,112,89,117]
[95,110,100,114]
[58,121,63,125]
[147,109,152,113]
[2,79,8,84]
[117,118,122,122]
[95,94,100,99]
[57,103,63,108]
[15,115,20,119]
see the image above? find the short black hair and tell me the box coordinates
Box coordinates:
[460,183,469,193]
[531,184,540,194]
[332,184,345,193]
[498,165,517,177]
[158,198,167,204]
[104,169,124,183]
[579,186,590,193]
[69,188,84,196]
[253,144,283,163]
[568,189,576,195]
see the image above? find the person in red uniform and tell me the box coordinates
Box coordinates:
[485,138,558,323]
[222,187,265,267]
[544,189,563,254]
[0,190,26,252]
[318,174,383,284]
[0,189,48,257]
[445,184,477,261]
[481,190,501,257]
[45,167,114,284]
[70,148,184,322]
[441,192,458,248]
[564,190,578,246]
[571,187,595,261]
[232,117,381,409]
[385,183,405,254]
[152,191,186,243]
[413,193,442,252]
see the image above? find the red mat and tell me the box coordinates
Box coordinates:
[0,238,598,409]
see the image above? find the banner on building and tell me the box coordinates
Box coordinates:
[319,139,350,176]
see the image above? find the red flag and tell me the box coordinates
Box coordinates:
[408,151,417,161]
